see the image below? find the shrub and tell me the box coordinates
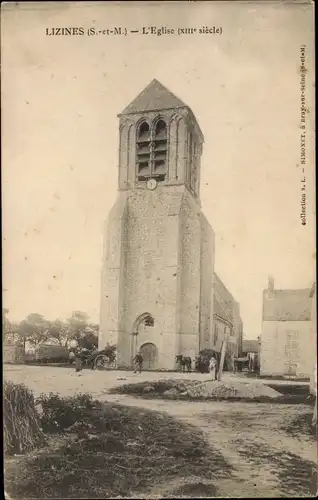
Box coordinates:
[37,392,99,433]
[6,400,232,499]
[4,380,45,455]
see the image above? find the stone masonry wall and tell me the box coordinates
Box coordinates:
[199,213,215,351]
[99,193,128,357]
[177,190,201,360]
[118,186,185,369]
[260,320,312,377]
[100,184,207,369]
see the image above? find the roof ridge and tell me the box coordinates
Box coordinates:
[119,79,188,115]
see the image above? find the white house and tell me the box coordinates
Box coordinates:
[260,277,313,378]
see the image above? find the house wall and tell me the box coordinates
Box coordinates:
[260,320,312,377]
[3,343,24,364]
[232,300,243,356]
[212,274,242,360]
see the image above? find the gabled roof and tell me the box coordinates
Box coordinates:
[214,294,233,324]
[263,288,312,321]
[213,273,234,303]
[119,79,187,115]
[242,340,259,353]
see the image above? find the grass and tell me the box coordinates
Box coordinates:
[283,410,317,438]
[110,379,314,405]
[5,392,232,499]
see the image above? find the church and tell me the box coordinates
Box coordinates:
[99,79,232,370]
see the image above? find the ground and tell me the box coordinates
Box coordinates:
[4,365,318,498]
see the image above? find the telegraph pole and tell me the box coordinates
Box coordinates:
[217,334,228,381]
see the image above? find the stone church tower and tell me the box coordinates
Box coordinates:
[99,79,215,369]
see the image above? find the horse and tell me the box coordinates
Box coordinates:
[176,355,192,373]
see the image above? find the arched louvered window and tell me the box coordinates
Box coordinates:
[136,122,151,181]
[153,120,167,182]
[136,118,167,183]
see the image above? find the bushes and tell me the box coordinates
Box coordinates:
[6,396,232,499]
[5,386,233,498]
[37,392,98,433]
[4,380,45,455]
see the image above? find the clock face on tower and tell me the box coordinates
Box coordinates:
[146,178,157,191]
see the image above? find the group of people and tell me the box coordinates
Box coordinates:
[73,348,220,377]
[134,351,219,377]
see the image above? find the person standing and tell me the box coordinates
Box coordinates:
[133,352,143,374]
[209,355,217,381]
[75,349,83,373]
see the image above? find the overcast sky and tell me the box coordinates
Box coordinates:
[2,1,315,338]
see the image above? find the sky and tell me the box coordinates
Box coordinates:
[2,1,315,339]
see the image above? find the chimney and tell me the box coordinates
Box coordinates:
[267,275,275,298]
[268,276,274,292]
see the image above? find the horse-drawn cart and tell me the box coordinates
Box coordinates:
[69,345,116,370]
[92,350,116,370]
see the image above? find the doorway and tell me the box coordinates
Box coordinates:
[139,342,158,370]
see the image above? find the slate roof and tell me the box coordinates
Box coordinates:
[262,288,312,321]
[242,340,259,353]
[213,273,233,324]
[120,79,187,115]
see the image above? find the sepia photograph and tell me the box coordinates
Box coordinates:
[2,1,316,498]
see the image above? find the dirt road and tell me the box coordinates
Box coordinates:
[4,365,317,498]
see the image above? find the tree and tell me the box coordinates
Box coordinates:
[3,308,15,343]
[17,313,50,347]
[46,319,70,347]
[79,330,98,350]
[66,311,99,349]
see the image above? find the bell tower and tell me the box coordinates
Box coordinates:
[117,79,203,197]
[99,80,215,369]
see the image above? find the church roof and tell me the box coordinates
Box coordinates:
[119,79,188,115]
[214,294,233,324]
[262,288,312,321]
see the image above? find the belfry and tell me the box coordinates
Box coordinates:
[99,79,215,369]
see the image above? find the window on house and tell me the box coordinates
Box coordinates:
[137,122,151,181]
[153,120,167,182]
[144,315,154,327]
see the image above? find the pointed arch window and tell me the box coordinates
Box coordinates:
[153,120,167,182]
[136,122,151,181]
[144,315,154,327]
[136,118,167,183]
